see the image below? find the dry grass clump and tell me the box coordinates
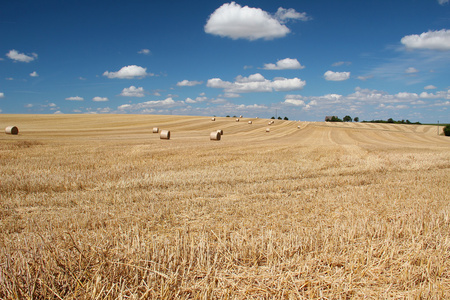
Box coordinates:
[1,115,449,299]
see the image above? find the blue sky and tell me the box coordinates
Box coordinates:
[1,0,449,122]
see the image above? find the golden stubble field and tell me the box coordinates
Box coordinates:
[1,114,450,299]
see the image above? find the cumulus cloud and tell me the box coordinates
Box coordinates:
[92,96,108,102]
[405,67,419,74]
[204,2,308,40]
[275,7,310,21]
[65,96,84,101]
[284,95,306,106]
[6,49,38,62]
[120,86,145,97]
[324,71,350,81]
[30,71,38,77]
[401,29,450,51]
[177,80,203,87]
[207,73,305,93]
[138,49,151,55]
[117,97,185,113]
[263,58,305,70]
[103,65,150,79]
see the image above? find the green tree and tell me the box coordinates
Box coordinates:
[277,116,282,120]
[284,116,289,120]
[271,116,275,119]
[331,116,342,122]
[343,115,352,122]
[444,124,450,136]
[354,117,359,122]
[387,118,394,123]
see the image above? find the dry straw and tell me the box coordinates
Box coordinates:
[153,127,159,133]
[5,126,19,135]
[160,130,170,139]
[210,131,221,141]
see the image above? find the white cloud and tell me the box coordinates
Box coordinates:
[401,29,450,51]
[120,86,145,97]
[54,111,64,114]
[357,75,373,81]
[438,0,449,5]
[6,49,38,63]
[405,67,419,74]
[324,71,350,81]
[204,2,307,40]
[185,96,207,104]
[65,96,84,101]
[6,78,14,81]
[92,96,108,102]
[117,97,185,113]
[177,80,203,87]
[284,95,305,106]
[138,49,151,55]
[207,73,305,93]
[103,65,150,79]
[263,58,305,70]
[30,71,38,77]
[25,104,33,108]
[0,92,4,98]
[332,61,351,67]
[424,85,437,90]
[275,7,310,21]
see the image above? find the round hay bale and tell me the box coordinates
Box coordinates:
[239,115,243,118]
[217,129,223,135]
[297,125,301,129]
[268,121,272,125]
[248,121,252,124]
[5,126,19,135]
[236,118,240,122]
[210,131,221,141]
[266,128,270,132]
[153,127,159,133]
[160,130,170,140]
[211,117,216,121]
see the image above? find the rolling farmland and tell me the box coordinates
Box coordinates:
[1,114,450,299]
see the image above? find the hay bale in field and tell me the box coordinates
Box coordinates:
[5,126,19,135]
[236,118,240,122]
[266,128,270,132]
[298,126,301,129]
[211,117,215,121]
[239,115,243,118]
[160,130,170,140]
[153,127,159,133]
[210,131,221,141]
[217,129,223,135]
[248,121,252,124]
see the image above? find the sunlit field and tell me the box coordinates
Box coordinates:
[1,114,449,299]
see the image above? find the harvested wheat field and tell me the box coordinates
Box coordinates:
[1,114,450,299]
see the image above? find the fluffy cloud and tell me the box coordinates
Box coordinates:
[177,80,203,87]
[117,97,184,113]
[207,73,305,93]
[6,49,38,62]
[0,92,4,98]
[185,96,207,103]
[65,96,84,101]
[263,58,305,70]
[103,65,149,79]
[324,71,350,81]
[92,96,108,102]
[138,49,151,55]
[405,67,419,74]
[204,2,308,40]
[120,86,145,97]
[401,29,450,51]
[30,71,38,77]
[275,7,310,21]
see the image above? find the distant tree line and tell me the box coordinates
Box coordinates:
[325,116,358,122]
[361,118,421,125]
